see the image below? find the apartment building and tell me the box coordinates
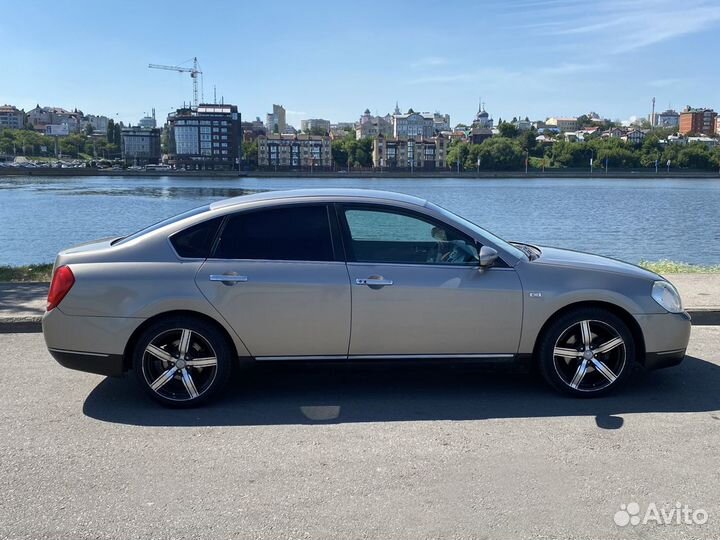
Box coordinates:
[257,134,332,168]
[546,117,578,132]
[372,134,449,169]
[300,118,331,134]
[0,105,24,129]
[679,107,717,136]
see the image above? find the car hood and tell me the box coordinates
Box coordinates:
[533,246,660,281]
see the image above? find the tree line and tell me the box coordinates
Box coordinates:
[447,124,720,171]
[0,123,123,159]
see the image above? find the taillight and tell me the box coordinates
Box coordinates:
[47,265,75,311]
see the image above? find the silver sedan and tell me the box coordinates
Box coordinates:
[43,189,691,406]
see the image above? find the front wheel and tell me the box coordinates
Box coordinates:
[537,308,635,397]
[132,317,232,407]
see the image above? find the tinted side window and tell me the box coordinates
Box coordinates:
[343,208,478,265]
[214,205,334,261]
[170,217,223,258]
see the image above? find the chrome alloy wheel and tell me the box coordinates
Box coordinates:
[141,328,218,402]
[552,319,626,393]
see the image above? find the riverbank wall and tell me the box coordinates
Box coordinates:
[1,167,719,179]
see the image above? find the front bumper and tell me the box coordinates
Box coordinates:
[635,310,691,370]
[644,348,686,370]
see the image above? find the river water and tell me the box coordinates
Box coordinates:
[0,175,718,266]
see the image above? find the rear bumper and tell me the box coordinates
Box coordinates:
[48,348,125,376]
[42,307,142,375]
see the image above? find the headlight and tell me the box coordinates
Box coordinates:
[652,280,683,313]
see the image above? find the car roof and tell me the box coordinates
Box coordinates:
[209,188,428,210]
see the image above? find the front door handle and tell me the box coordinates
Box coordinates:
[209,273,248,286]
[356,276,393,288]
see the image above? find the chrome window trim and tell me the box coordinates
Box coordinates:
[346,261,515,271]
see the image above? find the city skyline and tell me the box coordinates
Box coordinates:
[2,0,720,126]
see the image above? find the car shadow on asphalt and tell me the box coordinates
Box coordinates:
[82,355,720,429]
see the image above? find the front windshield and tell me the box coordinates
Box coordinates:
[113,205,210,245]
[428,202,527,261]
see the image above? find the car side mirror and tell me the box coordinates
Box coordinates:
[478,246,498,269]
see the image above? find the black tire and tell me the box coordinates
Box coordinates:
[132,316,232,407]
[537,307,635,397]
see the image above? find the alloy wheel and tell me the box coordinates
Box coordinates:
[141,328,218,402]
[552,319,626,393]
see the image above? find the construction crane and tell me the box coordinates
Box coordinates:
[148,57,203,107]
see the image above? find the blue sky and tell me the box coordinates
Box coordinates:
[2,0,719,127]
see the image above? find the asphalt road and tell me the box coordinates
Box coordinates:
[2,328,720,540]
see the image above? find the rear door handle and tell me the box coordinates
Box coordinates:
[356,277,393,288]
[209,274,248,285]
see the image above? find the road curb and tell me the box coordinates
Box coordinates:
[2,309,719,334]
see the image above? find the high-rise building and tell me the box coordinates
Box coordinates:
[121,127,161,165]
[265,104,286,134]
[0,105,24,129]
[167,103,241,170]
[679,107,717,136]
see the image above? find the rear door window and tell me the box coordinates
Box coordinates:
[170,217,223,258]
[213,205,334,261]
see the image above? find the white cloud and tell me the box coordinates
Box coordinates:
[535,0,720,53]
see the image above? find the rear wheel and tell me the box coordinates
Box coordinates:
[132,317,232,407]
[538,308,635,397]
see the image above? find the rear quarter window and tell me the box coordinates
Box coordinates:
[170,217,223,258]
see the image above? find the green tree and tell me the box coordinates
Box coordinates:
[242,140,258,167]
[447,141,470,171]
[497,122,518,138]
[113,124,122,147]
[676,143,712,169]
[469,138,524,170]
[106,119,115,144]
[331,139,349,167]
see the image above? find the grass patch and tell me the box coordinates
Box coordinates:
[639,259,720,274]
[0,263,53,282]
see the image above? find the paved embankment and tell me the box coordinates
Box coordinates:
[0,274,718,332]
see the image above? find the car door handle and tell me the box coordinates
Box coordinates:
[356,277,393,287]
[209,274,248,285]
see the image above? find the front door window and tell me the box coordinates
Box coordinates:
[343,208,478,265]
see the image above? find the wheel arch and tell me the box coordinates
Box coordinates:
[122,310,250,371]
[531,301,646,362]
